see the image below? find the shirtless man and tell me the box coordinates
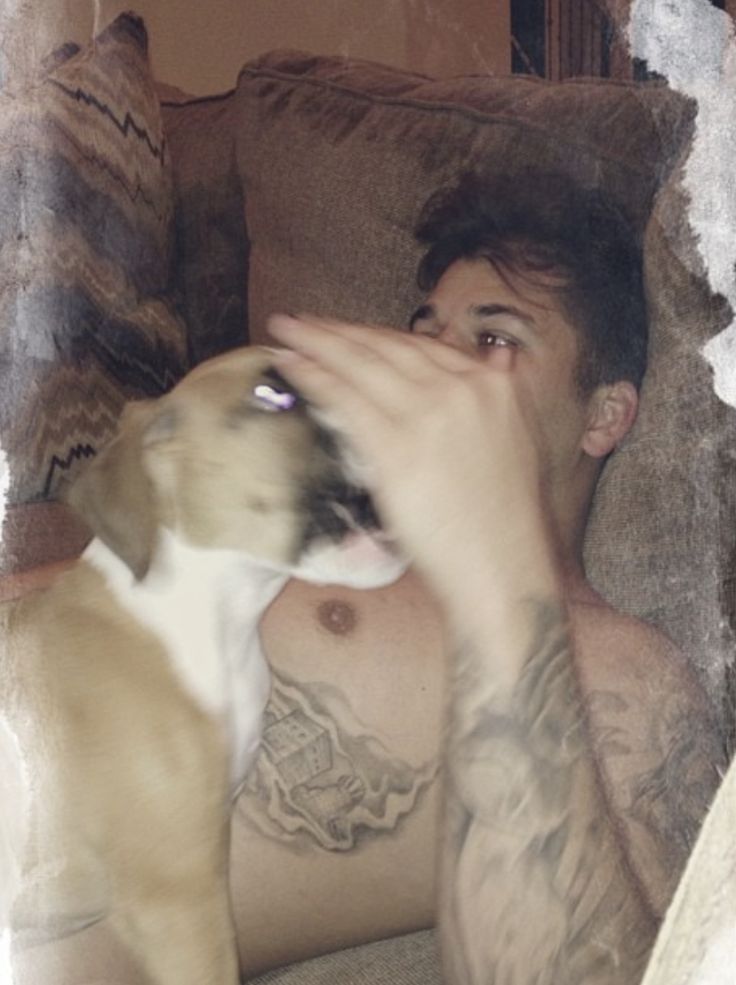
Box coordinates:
[249,171,725,983]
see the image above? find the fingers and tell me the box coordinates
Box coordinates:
[269,315,427,422]
[268,350,392,474]
[268,311,520,432]
[269,348,375,423]
[268,313,475,378]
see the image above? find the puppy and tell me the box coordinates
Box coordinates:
[0,346,405,984]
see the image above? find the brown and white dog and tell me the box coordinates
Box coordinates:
[0,346,405,984]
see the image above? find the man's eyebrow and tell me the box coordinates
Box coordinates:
[471,303,540,332]
[409,301,541,335]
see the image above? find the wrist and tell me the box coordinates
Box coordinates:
[424,514,566,670]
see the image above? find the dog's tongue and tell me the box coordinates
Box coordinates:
[334,527,398,566]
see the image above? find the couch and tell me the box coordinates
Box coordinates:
[1,12,734,983]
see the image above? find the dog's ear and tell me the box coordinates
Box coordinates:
[64,399,177,580]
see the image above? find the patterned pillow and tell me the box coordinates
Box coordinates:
[0,13,188,511]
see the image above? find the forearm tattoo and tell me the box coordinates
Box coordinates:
[588,686,724,912]
[439,599,658,985]
[626,696,721,851]
[235,669,438,851]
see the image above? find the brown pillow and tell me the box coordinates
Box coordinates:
[233,50,694,343]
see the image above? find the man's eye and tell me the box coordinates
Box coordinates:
[476,332,514,349]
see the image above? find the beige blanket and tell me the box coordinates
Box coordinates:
[641,754,736,985]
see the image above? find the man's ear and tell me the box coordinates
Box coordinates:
[581,381,639,460]
[63,399,178,579]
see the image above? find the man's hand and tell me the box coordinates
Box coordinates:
[268,314,553,617]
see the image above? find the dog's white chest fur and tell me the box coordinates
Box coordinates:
[84,532,282,795]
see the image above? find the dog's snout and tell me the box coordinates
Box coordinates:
[300,480,383,551]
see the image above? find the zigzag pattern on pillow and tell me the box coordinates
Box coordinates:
[0,13,188,505]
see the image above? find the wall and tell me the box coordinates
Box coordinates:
[98,0,510,94]
[0,0,511,95]
[405,0,509,78]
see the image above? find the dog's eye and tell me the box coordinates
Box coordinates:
[251,367,305,414]
[252,383,298,413]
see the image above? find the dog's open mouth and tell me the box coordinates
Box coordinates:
[296,478,403,587]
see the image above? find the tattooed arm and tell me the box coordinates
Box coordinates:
[577,607,725,921]
[439,584,658,985]
[437,565,724,984]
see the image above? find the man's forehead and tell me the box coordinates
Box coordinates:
[421,259,569,327]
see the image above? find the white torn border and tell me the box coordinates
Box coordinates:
[629,0,736,410]
[0,464,12,985]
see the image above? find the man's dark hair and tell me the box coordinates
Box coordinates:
[414,169,648,394]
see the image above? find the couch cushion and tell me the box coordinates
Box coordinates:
[246,930,441,984]
[160,87,250,364]
[0,13,188,515]
[233,51,694,343]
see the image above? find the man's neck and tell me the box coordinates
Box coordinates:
[547,459,602,607]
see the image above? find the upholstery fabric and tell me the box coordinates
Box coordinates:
[160,87,250,364]
[246,930,442,985]
[585,159,736,725]
[0,14,187,508]
[231,51,734,726]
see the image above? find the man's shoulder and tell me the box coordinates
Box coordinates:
[570,593,702,701]
[569,593,722,779]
